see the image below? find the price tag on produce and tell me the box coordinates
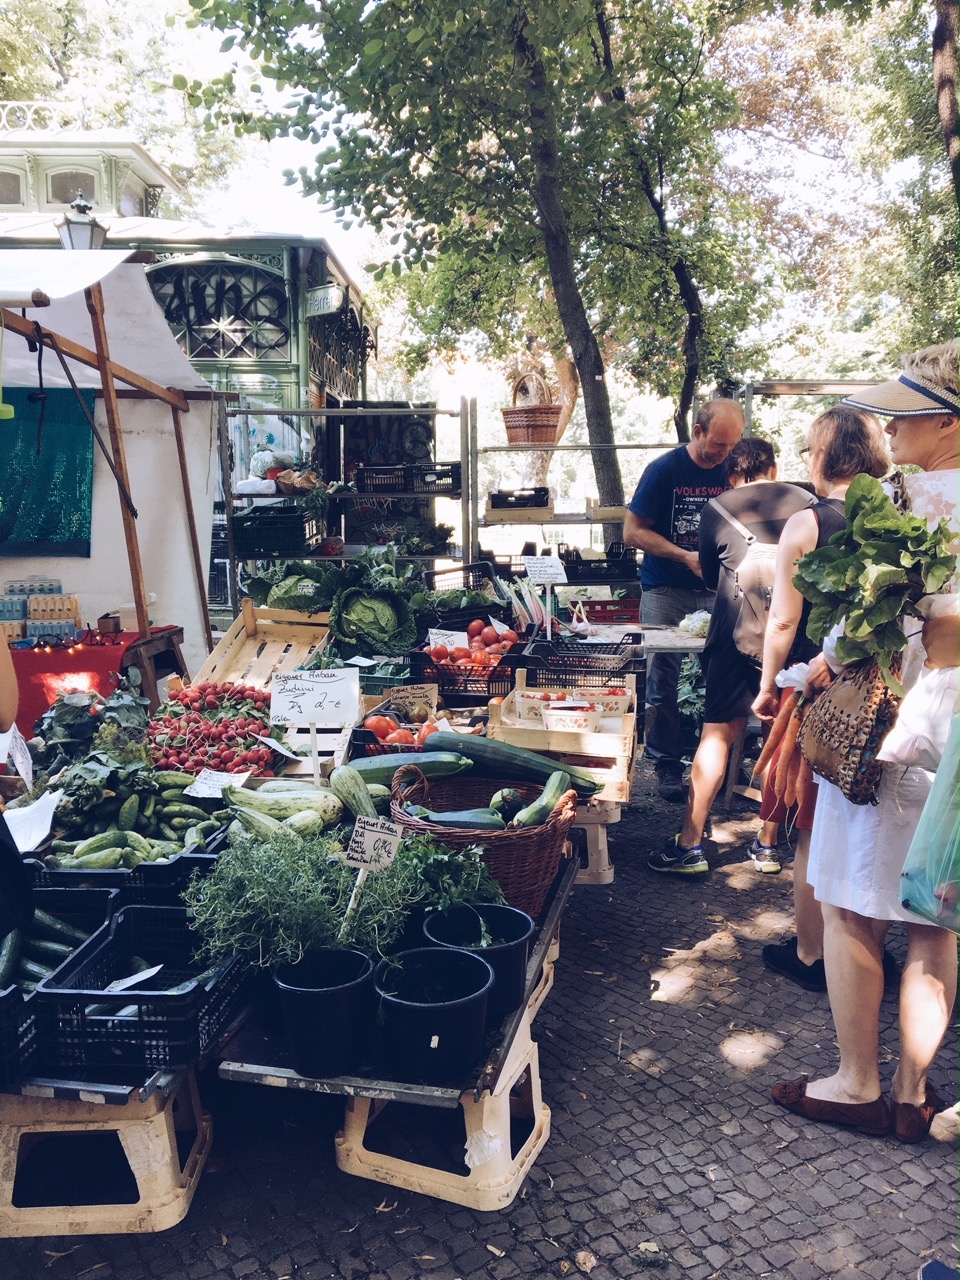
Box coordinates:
[488,616,512,635]
[345,816,402,871]
[269,668,361,727]
[253,733,301,760]
[346,655,378,667]
[184,768,253,798]
[6,724,33,790]
[427,627,469,650]
[387,683,438,717]
[522,555,568,584]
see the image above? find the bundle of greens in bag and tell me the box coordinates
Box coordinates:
[793,474,955,692]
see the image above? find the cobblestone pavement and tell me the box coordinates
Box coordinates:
[2,759,957,1280]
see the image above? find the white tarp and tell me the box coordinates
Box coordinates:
[0,251,210,392]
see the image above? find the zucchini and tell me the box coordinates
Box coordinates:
[224,787,344,824]
[30,909,90,946]
[403,805,505,830]
[345,751,474,787]
[0,929,22,988]
[233,807,288,839]
[489,788,525,821]
[426,732,600,798]
[22,936,73,965]
[511,771,572,827]
[366,783,392,816]
[329,765,378,820]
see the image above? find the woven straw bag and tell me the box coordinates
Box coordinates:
[390,765,578,916]
[501,372,562,445]
[797,658,902,805]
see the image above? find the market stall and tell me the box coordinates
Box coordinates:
[0,251,218,684]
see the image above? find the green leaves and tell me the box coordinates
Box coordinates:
[793,474,957,675]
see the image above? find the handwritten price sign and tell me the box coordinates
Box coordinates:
[345,816,402,870]
[269,669,360,727]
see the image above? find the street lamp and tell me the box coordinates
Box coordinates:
[56,191,108,251]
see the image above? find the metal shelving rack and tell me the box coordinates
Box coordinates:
[217,399,475,613]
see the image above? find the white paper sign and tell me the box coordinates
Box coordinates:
[184,768,253,798]
[345,816,402,870]
[387,683,438,716]
[253,732,302,761]
[522,555,568,584]
[7,725,33,790]
[346,655,378,667]
[4,789,61,853]
[270,668,360,727]
[427,628,469,650]
[105,964,164,992]
[488,616,512,635]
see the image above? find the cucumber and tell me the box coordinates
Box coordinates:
[160,804,211,823]
[0,929,22,988]
[22,936,73,965]
[426,732,600,798]
[142,794,157,820]
[18,955,55,983]
[160,788,187,801]
[71,849,125,869]
[345,751,474,787]
[118,794,140,831]
[30,909,90,946]
[153,771,196,788]
[73,831,127,858]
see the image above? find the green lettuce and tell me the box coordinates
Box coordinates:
[793,474,956,691]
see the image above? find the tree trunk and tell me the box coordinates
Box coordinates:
[933,0,959,203]
[514,21,624,515]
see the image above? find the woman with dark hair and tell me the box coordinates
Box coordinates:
[752,405,890,951]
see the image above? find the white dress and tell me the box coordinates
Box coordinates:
[808,470,959,921]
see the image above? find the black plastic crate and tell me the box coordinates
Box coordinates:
[408,463,461,495]
[408,645,524,703]
[425,561,502,595]
[33,906,250,1072]
[24,847,220,907]
[523,638,635,675]
[521,664,642,695]
[354,465,408,493]
[231,503,322,558]
[560,559,640,583]
[488,487,550,509]
[0,886,119,1091]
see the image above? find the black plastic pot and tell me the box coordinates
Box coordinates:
[374,947,493,1085]
[273,948,374,1078]
[422,902,535,1027]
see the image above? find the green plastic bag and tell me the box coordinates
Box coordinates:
[900,716,960,933]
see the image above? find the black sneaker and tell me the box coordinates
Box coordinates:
[655,762,686,802]
[648,835,708,875]
[762,937,827,992]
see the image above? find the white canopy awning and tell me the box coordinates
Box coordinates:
[0,250,211,393]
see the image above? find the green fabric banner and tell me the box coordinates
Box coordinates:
[0,388,95,557]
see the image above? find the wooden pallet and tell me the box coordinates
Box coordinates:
[193,599,330,688]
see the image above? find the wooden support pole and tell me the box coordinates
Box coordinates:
[171,405,214,653]
[84,283,151,640]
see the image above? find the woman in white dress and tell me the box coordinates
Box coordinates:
[772,340,959,1142]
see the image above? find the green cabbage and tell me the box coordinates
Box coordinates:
[328,586,419,656]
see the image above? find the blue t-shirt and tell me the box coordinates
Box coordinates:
[628,445,730,590]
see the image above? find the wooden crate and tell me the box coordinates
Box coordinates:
[483,502,555,524]
[585,497,629,523]
[190,600,347,773]
[194,599,330,688]
[487,688,638,803]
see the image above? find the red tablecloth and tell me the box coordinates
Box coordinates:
[10,628,177,738]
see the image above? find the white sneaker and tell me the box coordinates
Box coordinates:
[748,837,781,874]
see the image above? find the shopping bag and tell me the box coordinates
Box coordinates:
[900,717,960,933]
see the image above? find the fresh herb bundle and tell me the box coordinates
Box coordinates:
[793,474,956,691]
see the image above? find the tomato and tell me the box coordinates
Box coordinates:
[485,643,503,655]
[471,650,492,666]
[480,626,500,646]
[466,618,486,638]
[501,629,519,645]
[418,722,440,744]
[451,647,473,662]
[364,715,398,739]
[429,644,449,662]
[385,728,417,745]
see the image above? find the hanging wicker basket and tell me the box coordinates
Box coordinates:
[501,372,562,445]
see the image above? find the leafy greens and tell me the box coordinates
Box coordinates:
[793,474,956,690]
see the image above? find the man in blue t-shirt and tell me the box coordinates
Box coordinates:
[623,398,744,799]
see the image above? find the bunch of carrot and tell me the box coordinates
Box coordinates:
[752,690,814,810]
